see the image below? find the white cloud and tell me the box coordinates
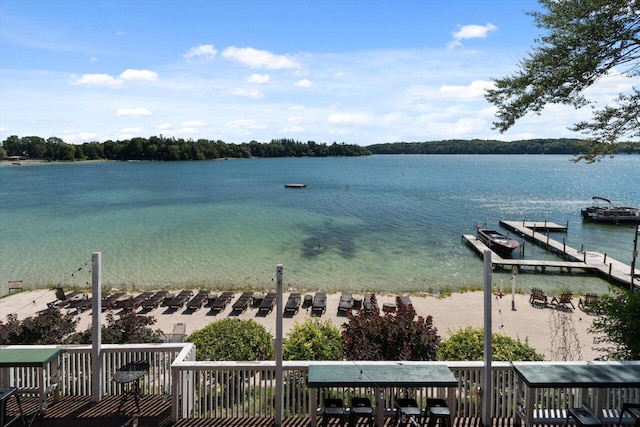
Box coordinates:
[70,69,158,88]
[63,131,97,143]
[222,46,301,69]
[118,127,145,139]
[116,108,152,117]
[438,80,493,100]
[158,123,173,130]
[225,119,265,130]
[182,120,207,127]
[328,113,371,126]
[289,105,305,111]
[119,69,159,82]
[71,73,122,88]
[294,79,312,88]
[448,23,498,49]
[231,88,264,98]
[247,74,270,84]
[277,126,305,133]
[183,44,218,61]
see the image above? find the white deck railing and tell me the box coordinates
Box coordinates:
[1,344,638,423]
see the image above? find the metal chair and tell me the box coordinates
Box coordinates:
[323,397,346,427]
[395,398,421,426]
[424,398,452,427]
[619,403,640,427]
[349,396,373,427]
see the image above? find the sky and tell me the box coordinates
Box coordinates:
[0,0,637,146]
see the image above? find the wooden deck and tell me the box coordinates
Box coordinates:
[7,395,503,427]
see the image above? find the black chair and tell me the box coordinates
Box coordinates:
[349,396,373,427]
[564,407,602,427]
[0,387,26,427]
[424,398,452,427]
[323,397,346,427]
[620,403,640,427]
[395,398,422,426]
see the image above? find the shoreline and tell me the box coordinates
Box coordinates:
[0,289,601,361]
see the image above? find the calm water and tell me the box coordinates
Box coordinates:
[1,155,638,295]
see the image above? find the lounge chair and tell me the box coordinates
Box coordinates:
[363,293,378,314]
[210,291,234,312]
[120,291,154,310]
[312,292,326,315]
[102,292,127,310]
[232,292,254,313]
[337,292,353,314]
[399,295,413,310]
[168,290,194,309]
[550,291,575,309]
[284,292,301,314]
[529,287,548,306]
[259,292,277,313]
[186,290,210,311]
[578,293,600,312]
[164,322,187,343]
[141,291,173,310]
[47,287,88,309]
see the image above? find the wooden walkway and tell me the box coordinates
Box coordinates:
[8,395,500,427]
[462,220,638,288]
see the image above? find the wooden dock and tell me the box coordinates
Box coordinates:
[462,235,596,273]
[463,220,639,288]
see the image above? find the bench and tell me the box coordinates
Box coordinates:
[8,281,23,293]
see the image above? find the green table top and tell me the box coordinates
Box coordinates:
[307,363,457,388]
[0,348,61,368]
[513,363,640,388]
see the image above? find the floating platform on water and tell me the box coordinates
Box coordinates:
[284,183,306,188]
[463,220,639,288]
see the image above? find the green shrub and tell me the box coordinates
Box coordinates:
[437,326,543,361]
[186,318,274,361]
[283,317,342,360]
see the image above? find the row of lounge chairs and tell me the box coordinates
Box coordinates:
[48,287,415,318]
[529,288,600,312]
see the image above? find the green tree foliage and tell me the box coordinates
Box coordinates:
[73,310,164,344]
[485,0,640,162]
[186,319,274,361]
[437,326,544,361]
[1,135,369,161]
[0,309,78,345]
[341,295,440,361]
[283,317,342,361]
[589,288,640,360]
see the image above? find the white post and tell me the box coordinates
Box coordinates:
[91,252,102,403]
[275,264,284,426]
[511,267,517,311]
[482,250,493,427]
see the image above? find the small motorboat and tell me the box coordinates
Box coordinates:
[476,227,520,256]
[581,196,640,224]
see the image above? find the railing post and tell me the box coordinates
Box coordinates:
[482,251,493,427]
[91,252,102,403]
[275,264,284,426]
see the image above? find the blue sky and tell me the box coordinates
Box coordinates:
[1,0,637,145]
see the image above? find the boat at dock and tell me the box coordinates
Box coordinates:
[476,227,520,256]
[581,196,640,224]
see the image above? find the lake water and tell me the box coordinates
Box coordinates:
[1,155,638,295]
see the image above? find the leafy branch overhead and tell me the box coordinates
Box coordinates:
[485,0,640,162]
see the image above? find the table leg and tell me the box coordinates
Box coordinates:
[310,388,317,427]
[447,386,455,419]
[375,387,384,427]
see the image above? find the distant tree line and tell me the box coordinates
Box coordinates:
[0,135,369,161]
[367,138,640,155]
[2,135,638,161]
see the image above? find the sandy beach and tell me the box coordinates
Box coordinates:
[0,289,602,361]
